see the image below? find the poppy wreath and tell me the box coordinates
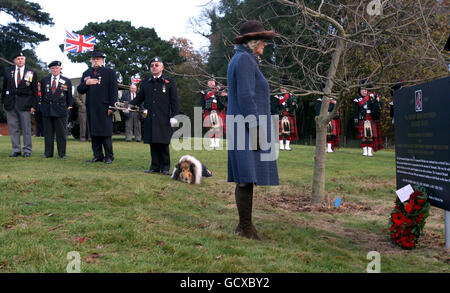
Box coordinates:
[389,186,430,249]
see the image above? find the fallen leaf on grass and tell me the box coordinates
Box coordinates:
[155,240,166,246]
[72,236,91,245]
[83,213,91,217]
[215,255,222,260]
[25,202,37,206]
[47,213,54,217]
[0,259,8,269]
[48,224,64,231]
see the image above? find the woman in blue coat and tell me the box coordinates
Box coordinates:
[227,20,279,240]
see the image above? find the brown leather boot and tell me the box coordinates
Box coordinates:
[235,183,260,240]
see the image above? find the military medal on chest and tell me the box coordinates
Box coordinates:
[46,83,50,93]
[98,76,102,84]
[24,71,33,86]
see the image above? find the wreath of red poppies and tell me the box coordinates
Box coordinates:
[389,186,430,249]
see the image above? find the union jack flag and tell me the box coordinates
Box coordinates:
[131,75,141,85]
[64,31,96,53]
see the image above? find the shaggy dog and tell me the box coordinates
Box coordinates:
[171,155,212,184]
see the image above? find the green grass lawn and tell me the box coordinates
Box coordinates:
[0,136,448,273]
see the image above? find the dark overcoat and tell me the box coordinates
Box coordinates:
[226,45,279,186]
[40,75,73,117]
[2,65,38,111]
[131,75,179,144]
[77,67,118,136]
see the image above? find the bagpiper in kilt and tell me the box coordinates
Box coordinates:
[354,87,383,157]
[272,87,298,151]
[316,97,341,152]
[201,80,227,149]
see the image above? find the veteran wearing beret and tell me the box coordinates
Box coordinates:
[77,50,118,164]
[130,56,180,175]
[1,51,39,157]
[39,61,73,159]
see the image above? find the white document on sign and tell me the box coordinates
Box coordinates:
[396,184,414,203]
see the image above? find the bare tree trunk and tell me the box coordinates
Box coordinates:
[311,38,344,204]
[311,116,328,204]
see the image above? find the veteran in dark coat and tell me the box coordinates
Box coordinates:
[40,61,73,159]
[1,51,38,157]
[77,50,118,164]
[226,20,279,240]
[130,56,180,175]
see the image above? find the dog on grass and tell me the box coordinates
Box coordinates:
[171,155,212,184]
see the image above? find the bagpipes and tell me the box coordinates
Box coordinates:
[109,101,148,119]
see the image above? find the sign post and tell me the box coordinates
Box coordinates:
[394,76,450,249]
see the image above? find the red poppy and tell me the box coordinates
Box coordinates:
[392,213,406,225]
[405,203,414,213]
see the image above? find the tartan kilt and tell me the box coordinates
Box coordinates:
[357,114,377,139]
[372,120,383,151]
[278,113,298,141]
[203,109,226,135]
[357,115,383,152]
[327,117,341,149]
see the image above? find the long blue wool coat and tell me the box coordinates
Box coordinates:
[226,45,279,186]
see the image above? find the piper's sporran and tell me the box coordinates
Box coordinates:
[327,121,334,136]
[363,120,373,139]
[209,110,220,128]
[281,116,290,135]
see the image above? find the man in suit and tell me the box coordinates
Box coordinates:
[120,84,141,142]
[40,61,73,159]
[130,56,180,175]
[77,50,118,164]
[1,51,38,157]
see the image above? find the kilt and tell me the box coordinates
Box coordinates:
[278,112,298,141]
[357,114,377,139]
[327,117,341,149]
[203,109,226,137]
[372,120,383,151]
[357,114,383,151]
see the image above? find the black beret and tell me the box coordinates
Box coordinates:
[149,56,163,64]
[48,60,62,68]
[91,50,106,58]
[13,51,25,59]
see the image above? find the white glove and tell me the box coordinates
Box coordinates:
[123,109,130,114]
[170,118,178,127]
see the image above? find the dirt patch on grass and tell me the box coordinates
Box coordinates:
[260,188,447,253]
[262,190,372,215]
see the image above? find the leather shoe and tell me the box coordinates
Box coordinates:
[161,170,170,175]
[59,156,66,160]
[104,158,113,164]
[144,169,159,174]
[9,152,21,157]
[86,157,103,163]
[23,153,31,158]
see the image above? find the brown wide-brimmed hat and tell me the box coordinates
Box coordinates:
[234,20,275,44]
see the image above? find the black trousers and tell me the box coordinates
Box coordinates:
[150,143,170,172]
[91,136,113,160]
[43,116,67,157]
[35,111,44,137]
